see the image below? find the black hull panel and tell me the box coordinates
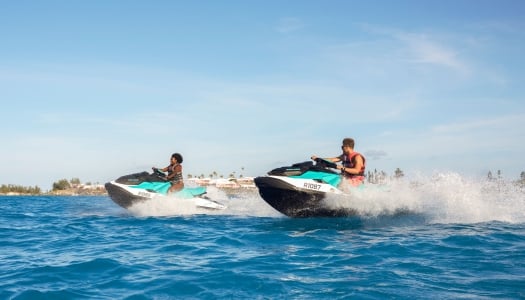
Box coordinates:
[105,182,149,209]
[254,177,356,218]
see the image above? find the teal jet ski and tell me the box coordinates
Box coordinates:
[105,169,226,210]
[254,158,357,217]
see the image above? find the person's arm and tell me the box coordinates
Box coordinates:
[337,155,364,175]
[311,155,342,163]
[152,166,169,172]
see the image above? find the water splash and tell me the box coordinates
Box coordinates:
[127,186,280,218]
[326,172,525,224]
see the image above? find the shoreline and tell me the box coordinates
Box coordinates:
[0,186,259,197]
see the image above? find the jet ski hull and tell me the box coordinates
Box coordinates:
[105,172,226,211]
[105,181,150,209]
[254,176,357,218]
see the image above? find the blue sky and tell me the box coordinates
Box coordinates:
[1,0,524,189]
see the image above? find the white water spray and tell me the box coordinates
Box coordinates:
[127,186,281,218]
[325,172,525,224]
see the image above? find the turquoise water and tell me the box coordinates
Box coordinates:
[1,179,525,299]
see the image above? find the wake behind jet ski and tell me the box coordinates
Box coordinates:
[254,158,358,217]
[105,168,226,210]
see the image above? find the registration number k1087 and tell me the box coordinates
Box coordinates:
[303,182,321,191]
[138,191,152,198]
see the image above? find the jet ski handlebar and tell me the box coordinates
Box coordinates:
[314,158,338,169]
[152,168,168,180]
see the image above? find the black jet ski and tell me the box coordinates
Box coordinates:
[105,169,226,210]
[254,158,357,217]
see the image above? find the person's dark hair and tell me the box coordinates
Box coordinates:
[172,153,183,163]
[342,138,355,148]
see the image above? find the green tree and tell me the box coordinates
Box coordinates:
[53,179,71,191]
[1,184,41,194]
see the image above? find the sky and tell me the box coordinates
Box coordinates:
[1,0,524,189]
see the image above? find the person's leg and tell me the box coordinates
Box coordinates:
[168,182,184,193]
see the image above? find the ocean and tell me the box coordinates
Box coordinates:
[1,175,525,299]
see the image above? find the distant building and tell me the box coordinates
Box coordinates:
[214,178,240,188]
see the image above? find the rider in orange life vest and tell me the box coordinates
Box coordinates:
[153,153,184,193]
[311,138,366,186]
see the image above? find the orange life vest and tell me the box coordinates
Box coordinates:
[342,151,366,178]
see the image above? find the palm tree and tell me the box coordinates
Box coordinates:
[394,168,404,178]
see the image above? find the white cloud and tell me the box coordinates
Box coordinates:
[356,24,471,75]
[397,33,470,74]
[365,149,388,160]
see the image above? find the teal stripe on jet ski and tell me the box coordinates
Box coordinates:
[291,171,341,187]
[131,182,172,194]
[130,182,207,198]
[174,186,207,198]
